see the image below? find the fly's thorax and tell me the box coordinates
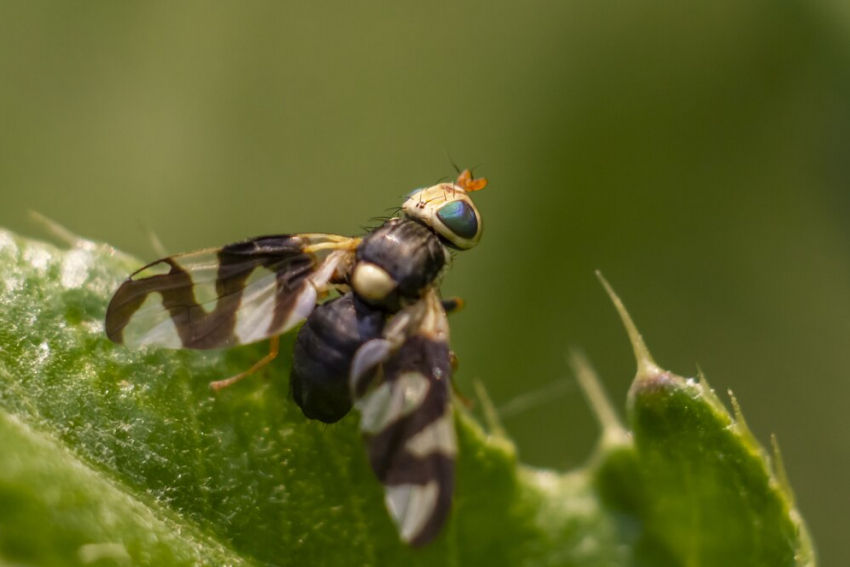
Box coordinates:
[352,219,446,311]
[402,182,482,250]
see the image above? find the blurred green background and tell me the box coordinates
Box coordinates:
[1,1,847,563]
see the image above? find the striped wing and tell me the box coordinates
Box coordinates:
[106,234,356,349]
[350,291,456,547]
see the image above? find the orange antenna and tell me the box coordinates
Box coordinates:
[456,169,487,192]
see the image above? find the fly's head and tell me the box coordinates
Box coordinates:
[401,169,487,250]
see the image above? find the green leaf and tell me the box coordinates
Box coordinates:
[598,274,816,567]
[0,228,814,566]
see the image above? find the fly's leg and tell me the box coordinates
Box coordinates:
[210,336,280,391]
[441,297,472,407]
[441,297,465,314]
[448,350,475,409]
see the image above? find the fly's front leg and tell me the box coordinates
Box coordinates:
[441,297,465,315]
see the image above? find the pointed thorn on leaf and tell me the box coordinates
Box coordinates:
[595,271,660,379]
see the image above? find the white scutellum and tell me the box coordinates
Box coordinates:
[352,262,396,301]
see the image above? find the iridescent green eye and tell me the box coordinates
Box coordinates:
[437,201,478,240]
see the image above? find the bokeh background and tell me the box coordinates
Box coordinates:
[1,1,847,562]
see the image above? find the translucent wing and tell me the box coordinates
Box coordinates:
[106,234,357,349]
[350,291,456,547]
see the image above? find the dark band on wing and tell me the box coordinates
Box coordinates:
[268,256,314,334]
[362,335,455,547]
[106,235,314,349]
[366,336,451,477]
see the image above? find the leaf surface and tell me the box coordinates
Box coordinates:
[0,230,814,566]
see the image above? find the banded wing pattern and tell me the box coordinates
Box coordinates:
[350,291,456,547]
[106,234,356,349]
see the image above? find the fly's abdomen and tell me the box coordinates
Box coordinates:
[290,292,385,423]
[352,219,446,310]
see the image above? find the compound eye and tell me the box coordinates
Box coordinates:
[437,200,479,240]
